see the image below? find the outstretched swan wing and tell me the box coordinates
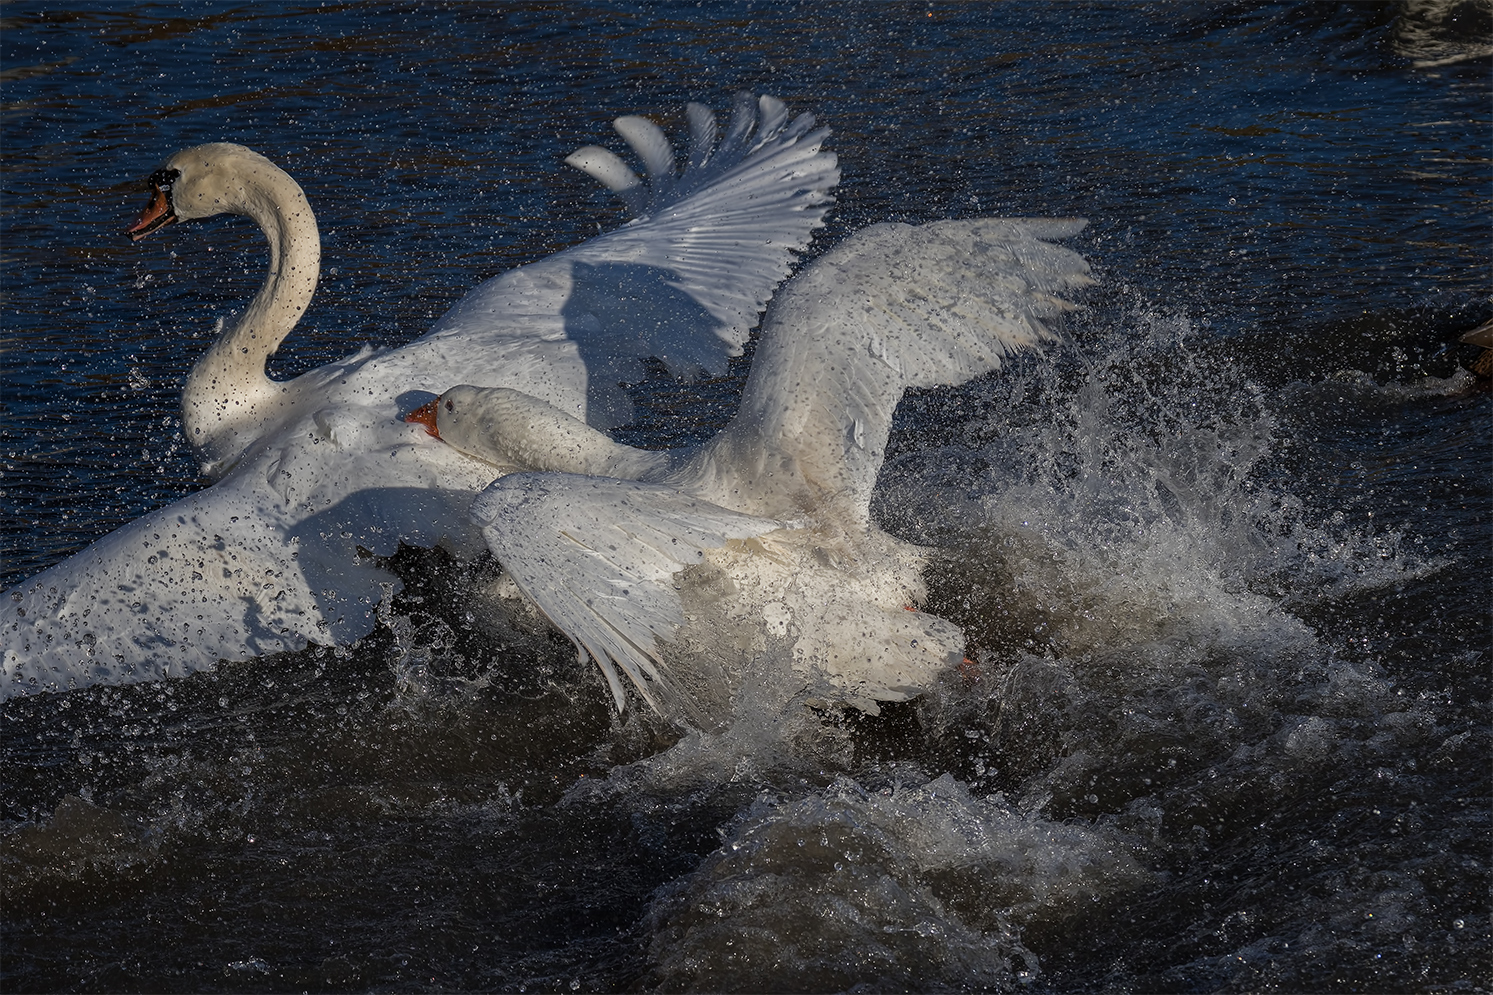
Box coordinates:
[470,472,782,715]
[415,94,839,427]
[1,95,835,700]
[1,412,499,698]
[687,218,1093,522]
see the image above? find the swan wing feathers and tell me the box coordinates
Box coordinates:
[0,414,498,698]
[712,217,1092,521]
[423,94,839,418]
[470,472,782,714]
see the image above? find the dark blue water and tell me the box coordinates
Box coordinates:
[2,3,1489,992]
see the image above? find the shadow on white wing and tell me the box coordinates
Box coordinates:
[472,472,784,715]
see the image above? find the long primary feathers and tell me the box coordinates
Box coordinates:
[683,218,1093,523]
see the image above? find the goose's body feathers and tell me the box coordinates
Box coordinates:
[431,218,1093,721]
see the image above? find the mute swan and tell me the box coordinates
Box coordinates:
[1,94,839,698]
[411,217,1092,723]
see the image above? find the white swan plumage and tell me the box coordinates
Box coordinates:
[417,218,1093,723]
[1,94,839,698]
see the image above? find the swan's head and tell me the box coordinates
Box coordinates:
[126,143,288,242]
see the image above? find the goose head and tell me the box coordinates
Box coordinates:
[405,385,668,478]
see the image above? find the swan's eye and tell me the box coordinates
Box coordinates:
[147,167,180,191]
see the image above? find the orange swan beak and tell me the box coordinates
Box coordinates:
[126,184,175,242]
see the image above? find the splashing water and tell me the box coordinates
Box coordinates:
[3,4,1487,989]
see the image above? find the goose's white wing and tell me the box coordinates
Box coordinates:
[1,413,497,697]
[686,218,1093,522]
[412,94,840,428]
[470,472,782,714]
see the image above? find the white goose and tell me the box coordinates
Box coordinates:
[1,94,839,698]
[413,217,1092,724]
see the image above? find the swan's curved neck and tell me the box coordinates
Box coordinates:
[182,166,320,477]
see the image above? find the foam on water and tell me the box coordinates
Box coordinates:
[2,2,1487,988]
[643,773,1146,992]
[7,297,1468,990]
[554,303,1463,984]
[0,307,1479,988]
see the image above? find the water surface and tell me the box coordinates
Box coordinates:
[2,3,1489,992]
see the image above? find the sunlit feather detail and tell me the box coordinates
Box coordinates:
[448,216,1091,719]
[562,145,645,214]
